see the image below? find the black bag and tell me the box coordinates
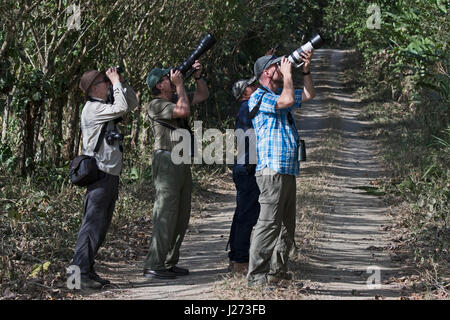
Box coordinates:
[69,123,107,187]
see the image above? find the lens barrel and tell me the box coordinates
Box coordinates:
[288,33,324,68]
[177,33,217,74]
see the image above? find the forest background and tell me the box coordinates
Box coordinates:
[0,0,448,299]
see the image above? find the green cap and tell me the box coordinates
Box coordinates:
[146,67,171,89]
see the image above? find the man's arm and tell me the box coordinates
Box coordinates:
[276,57,295,109]
[191,60,209,105]
[300,50,315,103]
[171,69,191,118]
[91,68,128,123]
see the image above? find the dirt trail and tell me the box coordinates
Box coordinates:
[88,49,403,300]
[294,49,404,299]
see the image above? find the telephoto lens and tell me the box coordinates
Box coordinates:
[176,33,217,75]
[288,33,324,68]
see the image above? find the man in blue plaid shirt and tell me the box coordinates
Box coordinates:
[247,51,315,286]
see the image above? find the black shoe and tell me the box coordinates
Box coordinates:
[143,269,177,279]
[89,271,111,286]
[168,266,189,276]
[80,276,103,290]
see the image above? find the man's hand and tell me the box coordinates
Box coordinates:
[106,67,120,85]
[301,50,313,73]
[170,69,183,87]
[279,56,292,78]
[192,60,203,78]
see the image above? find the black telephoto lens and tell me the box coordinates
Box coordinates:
[177,33,217,74]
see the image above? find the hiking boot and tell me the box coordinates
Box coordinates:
[89,271,111,286]
[80,276,103,290]
[229,261,248,274]
[168,266,189,276]
[143,269,177,279]
[227,261,234,272]
[267,272,293,285]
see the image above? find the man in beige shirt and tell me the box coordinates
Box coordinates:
[71,67,138,289]
[143,61,208,279]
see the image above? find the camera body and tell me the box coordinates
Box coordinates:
[287,34,324,68]
[175,33,216,77]
[105,130,124,145]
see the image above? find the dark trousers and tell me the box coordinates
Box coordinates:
[72,171,119,275]
[227,164,261,263]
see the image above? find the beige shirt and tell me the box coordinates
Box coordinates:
[81,82,138,176]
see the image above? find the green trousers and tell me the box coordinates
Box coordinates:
[247,168,296,285]
[144,150,192,271]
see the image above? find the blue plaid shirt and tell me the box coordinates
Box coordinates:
[248,86,303,176]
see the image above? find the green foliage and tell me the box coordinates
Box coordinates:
[324,0,449,109]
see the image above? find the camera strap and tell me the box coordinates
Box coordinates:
[248,86,269,120]
[75,122,108,157]
[148,115,179,131]
[94,122,108,153]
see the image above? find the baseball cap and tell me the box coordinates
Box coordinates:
[79,70,102,94]
[232,76,257,100]
[146,67,171,89]
[254,55,282,79]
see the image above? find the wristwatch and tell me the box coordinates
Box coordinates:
[302,70,311,76]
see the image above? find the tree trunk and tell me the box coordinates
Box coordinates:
[64,86,82,161]
[1,96,10,144]
[21,101,39,176]
[131,91,142,147]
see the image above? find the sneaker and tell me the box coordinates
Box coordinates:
[89,271,111,286]
[143,269,177,279]
[168,266,189,276]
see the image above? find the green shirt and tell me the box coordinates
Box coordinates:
[146,93,194,152]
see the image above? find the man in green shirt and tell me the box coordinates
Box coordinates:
[143,60,209,279]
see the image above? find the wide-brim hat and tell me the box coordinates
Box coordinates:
[146,68,171,89]
[254,55,282,79]
[79,70,102,94]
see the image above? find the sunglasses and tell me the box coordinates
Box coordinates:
[92,75,109,87]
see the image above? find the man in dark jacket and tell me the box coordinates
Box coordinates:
[227,77,260,274]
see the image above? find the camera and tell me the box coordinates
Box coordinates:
[287,34,324,68]
[105,130,124,145]
[176,32,217,76]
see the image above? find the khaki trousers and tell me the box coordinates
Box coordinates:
[247,168,296,285]
[144,150,192,271]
